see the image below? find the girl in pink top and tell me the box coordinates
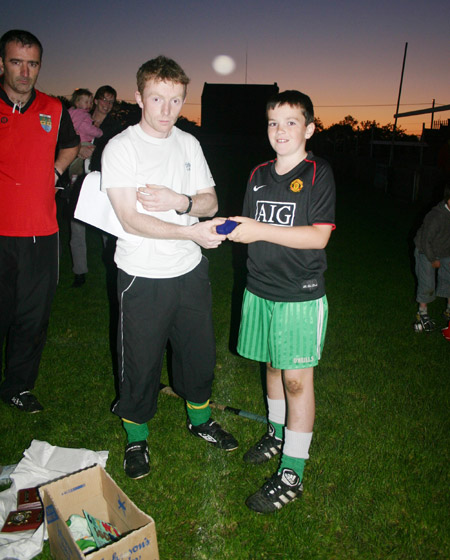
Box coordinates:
[68,89,103,176]
[68,88,103,142]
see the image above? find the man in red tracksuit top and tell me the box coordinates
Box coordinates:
[0,29,79,412]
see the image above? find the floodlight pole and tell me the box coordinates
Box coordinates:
[245,42,248,84]
[389,42,408,166]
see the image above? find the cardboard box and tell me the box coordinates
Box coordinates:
[39,464,159,560]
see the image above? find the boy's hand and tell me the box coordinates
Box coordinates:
[226,217,333,249]
[227,216,262,244]
[431,260,440,269]
[137,185,186,213]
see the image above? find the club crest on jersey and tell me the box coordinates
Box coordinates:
[39,114,52,132]
[290,178,303,193]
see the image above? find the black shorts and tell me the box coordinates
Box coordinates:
[112,257,216,424]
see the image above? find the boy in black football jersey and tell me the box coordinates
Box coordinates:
[228,90,336,513]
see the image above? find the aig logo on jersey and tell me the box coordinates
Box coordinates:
[39,114,52,133]
[290,178,304,193]
[255,201,295,226]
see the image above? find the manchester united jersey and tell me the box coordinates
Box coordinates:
[242,152,336,302]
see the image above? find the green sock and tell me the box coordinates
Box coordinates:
[122,419,149,443]
[186,400,211,426]
[270,420,284,440]
[280,455,306,481]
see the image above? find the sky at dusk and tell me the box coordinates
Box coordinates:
[1,0,449,135]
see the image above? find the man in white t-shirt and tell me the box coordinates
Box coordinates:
[101,55,238,479]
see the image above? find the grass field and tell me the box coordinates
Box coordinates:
[1,178,449,559]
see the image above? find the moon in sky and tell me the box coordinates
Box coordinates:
[212,55,236,76]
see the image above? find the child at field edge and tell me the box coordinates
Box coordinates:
[413,184,450,332]
[227,90,336,513]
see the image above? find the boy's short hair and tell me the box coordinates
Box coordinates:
[70,88,93,106]
[136,55,190,97]
[266,90,314,126]
[0,29,43,61]
[94,85,117,102]
[443,184,450,203]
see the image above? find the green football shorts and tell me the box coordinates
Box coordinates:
[237,290,328,370]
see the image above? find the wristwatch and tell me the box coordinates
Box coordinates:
[176,194,193,215]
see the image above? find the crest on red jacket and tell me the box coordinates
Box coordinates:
[39,113,52,132]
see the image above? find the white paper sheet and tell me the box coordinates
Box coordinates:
[74,171,137,240]
[0,440,108,560]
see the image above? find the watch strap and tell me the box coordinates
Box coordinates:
[176,194,193,215]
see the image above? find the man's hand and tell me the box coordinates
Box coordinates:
[54,144,79,192]
[107,186,223,242]
[137,185,187,213]
[78,144,95,160]
[431,260,441,269]
[188,218,227,249]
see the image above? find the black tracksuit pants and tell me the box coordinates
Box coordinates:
[0,234,58,401]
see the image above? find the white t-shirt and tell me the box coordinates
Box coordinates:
[101,124,215,278]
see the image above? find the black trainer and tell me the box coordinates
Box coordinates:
[243,423,282,464]
[10,391,43,413]
[246,468,303,514]
[72,274,86,288]
[124,441,150,479]
[414,311,436,333]
[187,418,238,451]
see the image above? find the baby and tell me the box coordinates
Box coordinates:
[68,88,103,177]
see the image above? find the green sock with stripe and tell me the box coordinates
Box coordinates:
[187,400,211,426]
[122,419,149,443]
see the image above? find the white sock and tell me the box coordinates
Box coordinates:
[267,397,286,426]
[283,429,313,459]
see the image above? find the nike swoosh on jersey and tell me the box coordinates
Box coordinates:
[253,184,267,191]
